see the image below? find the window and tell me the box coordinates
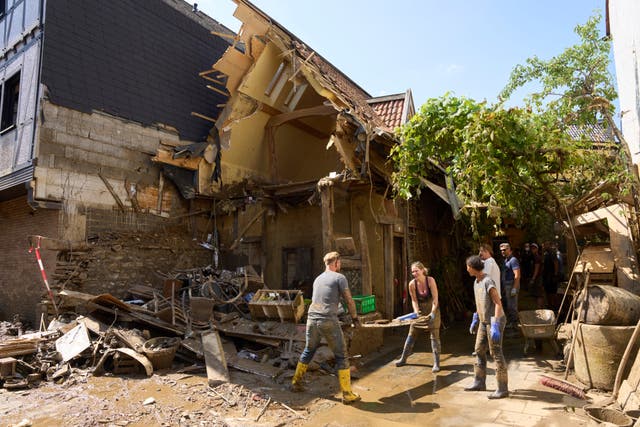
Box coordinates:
[1,71,20,132]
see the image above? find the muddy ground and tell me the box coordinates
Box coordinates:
[0,320,600,427]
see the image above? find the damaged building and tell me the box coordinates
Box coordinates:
[0,0,467,330]
[0,0,233,324]
[153,0,467,321]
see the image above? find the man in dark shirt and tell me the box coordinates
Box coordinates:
[499,243,521,329]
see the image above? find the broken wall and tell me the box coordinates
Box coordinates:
[34,101,182,218]
[56,215,213,299]
[0,0,236,323]
[263,204,324,290]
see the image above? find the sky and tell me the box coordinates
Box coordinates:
[194,0,609,109]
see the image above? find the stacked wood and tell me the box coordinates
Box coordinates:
[0,337,44,358]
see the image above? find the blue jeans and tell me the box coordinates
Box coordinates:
[503,281,518,325]
[300,317,349,370]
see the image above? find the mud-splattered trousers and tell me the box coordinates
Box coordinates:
[299,318,349,370]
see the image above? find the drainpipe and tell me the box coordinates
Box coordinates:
[26,0,56,211]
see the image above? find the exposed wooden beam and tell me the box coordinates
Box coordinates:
[206,85,230,97]
[230,208,267,251]
[98,172,126,212]
[152,148,201,170]
[383,224,394,319]
[211,31,236,40]
[320,185,334,254]
[261,104,334,139]
[266,104,336,127]
[191,111,218,124]
[359,220,372,296]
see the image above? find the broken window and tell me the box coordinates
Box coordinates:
[1,71,20,132]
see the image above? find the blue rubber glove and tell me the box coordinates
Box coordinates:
[423,312,435,323]
[469,312,479,335]
[490,317,502,343]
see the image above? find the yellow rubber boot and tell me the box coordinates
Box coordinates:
[290,362,308,392]
[338,368,361,404]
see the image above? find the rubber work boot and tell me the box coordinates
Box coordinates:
[290,362,308,392]
[338,368,361,404]
[431,339,441,373]
[464,365,487,391]
[395,336,415,367]
[488,371,509,399]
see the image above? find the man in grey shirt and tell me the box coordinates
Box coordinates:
[291,251,362,404]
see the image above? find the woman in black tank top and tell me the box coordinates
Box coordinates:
[394,261,442,373]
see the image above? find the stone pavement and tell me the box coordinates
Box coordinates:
[299,320,601,427]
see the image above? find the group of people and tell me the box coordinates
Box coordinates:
[290,249,512,404]
[394,255,509,399]
[520,241,565,312]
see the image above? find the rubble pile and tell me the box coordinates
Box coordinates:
[0,264,364,397]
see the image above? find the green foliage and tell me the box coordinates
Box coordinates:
[500,14,617,124]
[391,12,631,236]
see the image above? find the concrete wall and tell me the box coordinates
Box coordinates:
[35,101,180,215]
[609,0,640,164]
[0,196,59,326]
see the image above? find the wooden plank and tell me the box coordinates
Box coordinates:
[362,317,431,329]
[152,148,201,170]
[360,221,372,296]
[228,358,283,378]
[230,208,266,251]
[383,224,394,320]
[98,172,126,212]
[260,103,332,140]
[213,46,252,93]
[335,236,356,256]
[210,31,236,40]
[202,330,230,387]
[266,105,336,127]
[205,85,230,97]
[320,185,334,254]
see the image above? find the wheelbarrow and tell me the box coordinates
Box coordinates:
[519,309,560,355]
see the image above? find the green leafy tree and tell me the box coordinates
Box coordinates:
[391,13,630,238]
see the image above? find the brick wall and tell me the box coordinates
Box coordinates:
[0,196,60,326]
[54,208,213,298]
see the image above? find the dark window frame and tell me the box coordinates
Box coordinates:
[0,70,20,133]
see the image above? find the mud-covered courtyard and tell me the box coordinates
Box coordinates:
[1,323,599,427]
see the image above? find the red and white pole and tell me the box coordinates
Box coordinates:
[29,236,59,316]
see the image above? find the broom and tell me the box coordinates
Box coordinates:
[540,374,589,401]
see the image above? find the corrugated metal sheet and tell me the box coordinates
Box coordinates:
[0,165,33,192]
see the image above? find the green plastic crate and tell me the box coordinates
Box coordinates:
[352,294,376,314]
